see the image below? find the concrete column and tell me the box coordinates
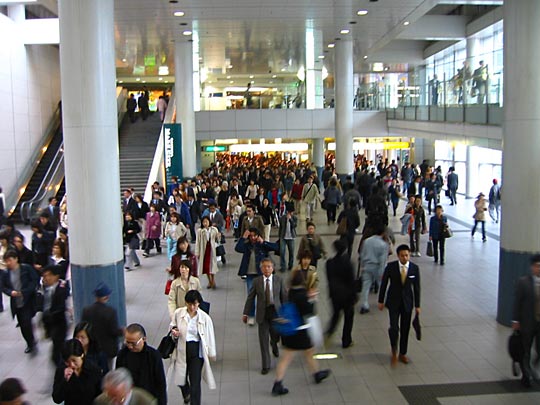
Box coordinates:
[305,27,324,109]
[312,138,325,181]
[58,0,125,324]
[334,38,354,179]
[196,140,202,173]
[465,36,478,104]
[7,4,24,22]
[175,41,197,178]
[497,0,540,325]
[465,145,474,198]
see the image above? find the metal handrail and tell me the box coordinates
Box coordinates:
[20,141,64,223]
[6,103,62,217]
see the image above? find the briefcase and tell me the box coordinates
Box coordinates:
[508,331,524,377]
[426,241,434,257]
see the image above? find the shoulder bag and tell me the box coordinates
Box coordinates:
[336,216,348,236]
[158,330,176,359]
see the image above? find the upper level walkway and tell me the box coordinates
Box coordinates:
[1,193,536,405]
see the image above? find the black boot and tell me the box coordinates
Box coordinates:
[314,369,331,384]
[272,381,289,396]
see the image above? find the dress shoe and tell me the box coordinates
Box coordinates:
[271,342,279,357]
[360,307,370,314]
[24,346,35,354]
[271,381,289,396]
[399,354,409,364]
[183,394,191,404]
[134,263,140,267]
[391,351,398,367]
[261,368,270,375]
[314,369,331,384]
[342,341,354,349]
[521,375,532,388]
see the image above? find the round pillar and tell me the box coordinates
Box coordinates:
[312,138,325,181]
[334,38,354,180]
[497,0,540,325]
[58,0,125,325]
[175,41,197,178]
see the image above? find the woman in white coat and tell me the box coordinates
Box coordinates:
[169,290,216,405]
[194,216,220,289]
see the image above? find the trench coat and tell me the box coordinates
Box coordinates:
[194,226,220,275]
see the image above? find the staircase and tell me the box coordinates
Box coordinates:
[118,112,163,196]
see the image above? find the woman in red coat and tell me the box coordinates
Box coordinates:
[144,204,162,257]
[168,236,198,278]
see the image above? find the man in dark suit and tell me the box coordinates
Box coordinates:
[378,244,421,366]
[242,258,286,375]
[82,282,124,370]
[41,265,69,365]
[46,197,61,229]
[1,250,40,354]
[512,254,540,387]
[122,189,138,214]
[186,194,201,242]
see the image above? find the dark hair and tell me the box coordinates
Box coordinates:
[298,250,313,261]
[396,244,410,254]
[3,250,19,262]
[126,323,146,337]
[435,205,443,210]
[175,236,192,255]
[0,230,8,241]
[185,290,203,304]
[0,378,26,401]
[333,239,347,254]
[248,227,260,236]
[53,240,67,259]
[73,321,101,353]
[170,212,181,222]
[42,265,61,277]
[39,211,50,219]
[48,196,57,203]
[530,254,540,265]
[179,260,192,272]
[30,219,43,231]
[306,221,316,229]
[290,270,306,287]
[61,339,85,361]
[200,216,211,226]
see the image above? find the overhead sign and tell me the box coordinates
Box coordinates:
[163,124,183,182]
[203,145,227,152]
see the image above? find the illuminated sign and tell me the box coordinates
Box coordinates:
[163,124,183,182]
[203,146,227,152]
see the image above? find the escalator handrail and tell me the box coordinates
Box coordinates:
[20,141,64,222]
[6,104,62,217]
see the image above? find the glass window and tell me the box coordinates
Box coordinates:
[454,144,467,161]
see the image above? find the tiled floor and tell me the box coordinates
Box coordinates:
[1,195,538,404]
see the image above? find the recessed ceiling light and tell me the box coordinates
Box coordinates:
[328,43,335,48]
[208,81,212,84]
[250,80,254,84]
[229,80,234,84]
[226,75,231,79]
[340,29,350,34]
[272,74,277,78]
[165,81,169,83]
[228,64,233,68]
[318,55,325,59]
[403,21,410,26]
[269,81,273,84]
[249,75,254,78]
[158,77,163,81]
[357,10,368,16]
[122,58,127,62]
[364,55,368,59]
[281,68,286,72]
[118,80,123,83]
[136,78,141,81]
[142,80,146,83]
[173,11,185,17]
[182,30,192,36]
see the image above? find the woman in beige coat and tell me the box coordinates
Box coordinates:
[169,290,216,405]
[195,216,221,289]
[168,260,202,320]
[472,192,488,242]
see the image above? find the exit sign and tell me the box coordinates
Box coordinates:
[203,145,227,152]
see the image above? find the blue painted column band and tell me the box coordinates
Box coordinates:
[71,260,127,327]
[497,249,533,326]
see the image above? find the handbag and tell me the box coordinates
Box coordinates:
[354,263,363,293]
[199,300,211,314]
[508,331,524,377]
[157,331,176,359]
[215,244,226,257]
[128,236,140,250]
[321,199,328,210]
[34,289,44,313]
[426,240,434,257]
[442,224,453,238]
[336,217,347,236]
[273,302,302,336]
[164,279,172,295]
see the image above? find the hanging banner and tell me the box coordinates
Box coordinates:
[163,123,183,183]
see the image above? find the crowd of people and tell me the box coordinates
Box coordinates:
[1,150,518,404]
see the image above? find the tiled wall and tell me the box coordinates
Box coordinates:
[0,13,60,198]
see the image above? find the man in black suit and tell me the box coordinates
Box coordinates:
[46,197,61,230]
[41,265,69,365]
[242,258,286,375]
[186,194,200,242]
[82,282,124,370]
[512,254,540,387]
[378,244,421,366]
[122,189,138,215]
[1,250,40,354]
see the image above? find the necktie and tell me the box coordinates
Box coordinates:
[401,265,407,285]
[265,278,271,306]
[211,213,214,221]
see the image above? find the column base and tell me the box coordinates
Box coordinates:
[497,248,535,326]
[71,260,127,326]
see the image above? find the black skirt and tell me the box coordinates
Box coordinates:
[282,328,311,350]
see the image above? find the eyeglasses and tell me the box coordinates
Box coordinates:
[124,337,143,347]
